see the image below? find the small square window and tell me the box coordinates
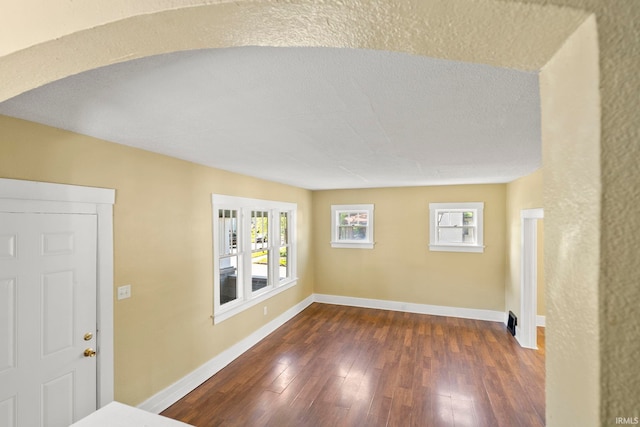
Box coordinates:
[429,202,484,253]
[331,204,374,249]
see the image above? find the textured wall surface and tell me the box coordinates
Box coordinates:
[504,169,544,320]
[1,0,640,425]
[540,16,601,426]
[0,0,588,102]
[0,115,315,405]
[535,2,640,423]
[313,185,506,311]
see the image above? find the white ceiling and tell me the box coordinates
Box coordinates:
[0,46,541,190]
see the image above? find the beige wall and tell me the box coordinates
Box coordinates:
[0,115,314,405]
[540,17,601,426]
[313,185,506,311]
[0,1,588,103]
[505,169,544,319]
[2,1,640,425]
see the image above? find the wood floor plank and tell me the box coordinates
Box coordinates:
[161,303,545,426]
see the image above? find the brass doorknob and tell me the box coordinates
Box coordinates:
[84,348,96,357]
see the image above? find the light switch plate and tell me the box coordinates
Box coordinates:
[117,284,131,300]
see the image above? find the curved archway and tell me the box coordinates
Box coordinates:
[0,1,605,425]
[0,0,588,102]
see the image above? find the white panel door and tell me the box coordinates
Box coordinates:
[0,213,97,427]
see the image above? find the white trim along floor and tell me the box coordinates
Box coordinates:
[138,293,514,414]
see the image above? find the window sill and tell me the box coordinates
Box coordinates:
[213,278,298,324]
[429,244,485,253]
[331,241,375,249]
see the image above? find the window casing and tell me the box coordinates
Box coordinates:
[212,195,297,323]
[429,202,484,253]
[331,204,374,249]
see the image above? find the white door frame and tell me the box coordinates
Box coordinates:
[518,208,544,349]
[0,178,115,408]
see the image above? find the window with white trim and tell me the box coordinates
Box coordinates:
[278,212,291,281]
[429,202,484,253]
[331,204,374,249]
[212,195,297,323]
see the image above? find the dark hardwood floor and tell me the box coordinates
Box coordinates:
[162,303,545,426]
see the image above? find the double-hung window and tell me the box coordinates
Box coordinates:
[218,208,240,305]
[278,212,291,281]
[330,204,375,249]
[429,202,484,253]
[212,195,297,323]
[250,210,270,293]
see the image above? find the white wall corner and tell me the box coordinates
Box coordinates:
[515,327,538,350]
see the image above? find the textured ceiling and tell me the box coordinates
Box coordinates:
[0,46,541,190]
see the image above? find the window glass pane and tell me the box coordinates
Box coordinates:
[218,209,238,255]
[463,227,476,243]
[437,212,447,226]
[252,250,269,292]
[337,211,368,241]
[439,227,463,243]
[250,210,270,292]
[338,211,368,227]
[438,227,476,244]
[279,246,289,281]
[438,211,465,227]
[219,255,238,305]
[279,212,290,282]
[251,210,269,250]
[463,211,474,226]
[338,225,368,240]
[280,212,289,245]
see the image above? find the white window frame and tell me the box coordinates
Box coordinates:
[331,204,375,249]
[212,194,297,324]
[429,202,484,253]
[277,211,293,284]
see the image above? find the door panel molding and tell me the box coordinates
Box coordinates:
[0,178,115,408]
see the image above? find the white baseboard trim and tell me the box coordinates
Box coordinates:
[138,293,507,414]
[313,294,505,323]
[514,325,537,350]
[138,294,314,414]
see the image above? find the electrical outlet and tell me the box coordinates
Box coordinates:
[264,306,268,316]
[117,284,131,300]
